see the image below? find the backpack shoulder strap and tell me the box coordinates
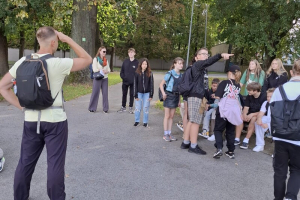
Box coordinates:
[278,85,288,101]
[296,95,300,101]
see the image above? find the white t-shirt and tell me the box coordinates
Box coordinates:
[9,53,73,123]
[268,79,300,146]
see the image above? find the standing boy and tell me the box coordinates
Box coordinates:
[180,48,233,155]
[118,48,139,114]
[0,26,92,200]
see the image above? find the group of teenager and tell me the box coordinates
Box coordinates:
[0,25,299,199]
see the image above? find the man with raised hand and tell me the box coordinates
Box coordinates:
[0,26,92,200]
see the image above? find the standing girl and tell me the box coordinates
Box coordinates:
[240,59,265,96]
[262,58,288,92]
[213,65,242,159]
[88,46,111,113]
[133,58,154,127]
[160,57,184,142]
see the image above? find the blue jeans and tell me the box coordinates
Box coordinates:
[135,93,150,123]
[202,108,215,131]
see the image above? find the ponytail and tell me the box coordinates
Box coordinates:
[233,70,241,83]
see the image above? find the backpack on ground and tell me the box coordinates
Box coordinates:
[178,66,195,97]
[16,54,58,110]
[270,85,300,141]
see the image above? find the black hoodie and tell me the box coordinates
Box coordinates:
[262,70,288,93]
[120,58,139,85]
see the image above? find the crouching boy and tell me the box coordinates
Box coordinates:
[253,88,275,152]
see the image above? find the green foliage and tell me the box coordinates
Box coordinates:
[210,0,300,66]
[97,0,138,47]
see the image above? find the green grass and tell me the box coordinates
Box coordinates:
[154,77,227,114]
[62,72,122,101]
[0,72,122,102]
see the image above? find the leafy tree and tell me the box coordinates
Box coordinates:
[210,0,300,68]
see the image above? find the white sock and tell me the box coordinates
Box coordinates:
[243,138,249,143]
[168,130,171,135]
[235,138,240,141]
[164,131,168,135]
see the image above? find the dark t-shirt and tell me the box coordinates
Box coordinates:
[215,79,241,114]
[244,92,267,114]
[215,79,241,100]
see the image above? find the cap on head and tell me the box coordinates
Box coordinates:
[227,65,241,73]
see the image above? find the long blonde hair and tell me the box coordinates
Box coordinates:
[246,59,263,81]
[266,58,287,77]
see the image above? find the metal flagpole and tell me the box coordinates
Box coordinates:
[186,0,195,68]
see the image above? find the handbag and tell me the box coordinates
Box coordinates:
[93,71,104,80]
[159,72,173,101]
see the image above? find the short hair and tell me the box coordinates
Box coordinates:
[246,82,261,92]
[211,78,220,85]
[196,47,208,55]
[128,48,136,53]
[36,26,56,42]
[267,88,275,94]
[292,59,300,75]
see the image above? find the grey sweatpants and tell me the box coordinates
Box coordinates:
[88,78,109,112]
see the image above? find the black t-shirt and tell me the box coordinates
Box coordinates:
[244,92,267,114]
[215,79,241,114]
[215,79,241,100]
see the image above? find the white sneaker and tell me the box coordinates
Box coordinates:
[253,146,264,152]
[207,134,215,141]
[176,123,184,132]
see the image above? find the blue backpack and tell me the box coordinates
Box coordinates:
[89,63,93,79]
[178,66,195,97]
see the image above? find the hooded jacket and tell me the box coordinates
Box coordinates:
[189,54,222,99]
[134,71,154,98]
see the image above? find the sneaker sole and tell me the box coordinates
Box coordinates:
[240,146,248,149]
[213,152,223,159]
[176,124,184,132]
[225,153,235,159]
[163,137,171,142]
[198,134,209,139]
[188,149,207,155]
[234,142,240,146]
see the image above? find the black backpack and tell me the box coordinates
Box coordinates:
[16,54,57,110]
[178,66,195,97]
[270,85,300,141]
[89,63,94,79]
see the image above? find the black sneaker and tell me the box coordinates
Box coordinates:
[89,110,95,113]
[225,151,235,159]
[180,142,190,149]
[213,149,223,159]
[133,122,139,126]
[240,142,249,149]
[143,123,148,127]
[188,145,206,155]
[234,140,240,146]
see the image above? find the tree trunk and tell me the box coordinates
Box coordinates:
[0,27,9,76]
[19,31,25,58]
[110,46,115,72]
[69,0,97,83]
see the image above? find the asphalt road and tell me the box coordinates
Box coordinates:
[0,72,298,200]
